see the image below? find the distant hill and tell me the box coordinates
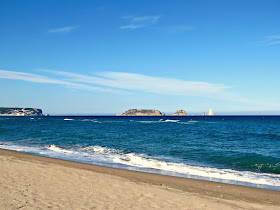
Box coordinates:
[0,107,43,116]
[117,109,165,116]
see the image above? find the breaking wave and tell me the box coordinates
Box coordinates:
[1,142,280,189]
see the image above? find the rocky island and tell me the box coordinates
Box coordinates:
[0,107,43,116]
[208,109,214,116]
[117,109,165,116]
[171,110,189,116]
[202,109,215,116]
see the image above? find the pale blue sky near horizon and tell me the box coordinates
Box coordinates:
[0,0,280,115]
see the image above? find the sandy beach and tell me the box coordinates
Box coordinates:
[0,149,280,209]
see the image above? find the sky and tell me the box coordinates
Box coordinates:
[0,0,280,115]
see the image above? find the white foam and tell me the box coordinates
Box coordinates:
[0,143,44,153]
[1,142,280,188]
[64,118,74,121]
[48,145,75,154]
[165,119,180,122]
[87,145,108,153]
[113,153,280,187]
[138,119,180,123]
[138,121,161,124]
[81,145,280,187]
[85,145,124,154]
[80,119,98,122]
[86,146,111,153]
[103,121,124,123]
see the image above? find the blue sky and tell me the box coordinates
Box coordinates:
[1,0,280,115]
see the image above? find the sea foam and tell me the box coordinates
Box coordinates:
[1,142,280,189]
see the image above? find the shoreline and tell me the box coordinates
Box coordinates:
[1,144,279,191]
[1,148,280,208]
[2,115,280,117]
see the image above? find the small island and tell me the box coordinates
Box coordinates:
[202,109,215,116]
[0,107,43,116]
[171,110,189,116]
[117,109,165,116]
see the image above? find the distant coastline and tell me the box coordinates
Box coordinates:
[2,107,280,117]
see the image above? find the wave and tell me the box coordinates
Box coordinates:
[103,121,124,123]
[113,153,280,187]
[164,119,180,122]
[179,122,193,125]
[48,145,75,154]
[64,118,74,121]
[138,121,161,124]
[1,142,280,188]
[138,119,180,124]
[85,145,124,154]
[0,142,45,153]
[79,119,102,123]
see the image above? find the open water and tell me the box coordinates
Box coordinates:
[1,116,280,191]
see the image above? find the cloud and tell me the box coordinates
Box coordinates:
[42,69,235,99]
[2,69,280,107]
[259,34,280,46]
[0,70,115,92]
[48,26,78,33]
[1,69,280,109]
[44,70,280,107]
[120,15,161,30]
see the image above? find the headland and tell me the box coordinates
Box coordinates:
[0,107,43,116]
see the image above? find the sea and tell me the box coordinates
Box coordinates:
[1,116,280,191]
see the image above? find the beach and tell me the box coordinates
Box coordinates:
[1,149,280,209]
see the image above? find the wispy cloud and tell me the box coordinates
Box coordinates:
[42,69,235,100]
[120,15,161,30]
[2,69,279,107]
[259,34,280,46]
[48,26,78,33]
[44,70,280,107]
[0,70,115,92]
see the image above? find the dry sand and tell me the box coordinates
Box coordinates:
[0,149,280,209]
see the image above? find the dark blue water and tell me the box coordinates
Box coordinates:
[1,116,280,190]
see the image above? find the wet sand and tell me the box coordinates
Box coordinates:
[1,149,280,209]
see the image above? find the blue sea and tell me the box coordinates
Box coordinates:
[1,116,280,191]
